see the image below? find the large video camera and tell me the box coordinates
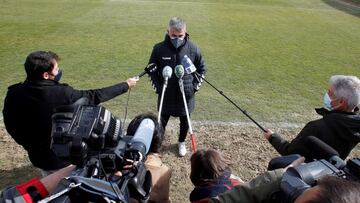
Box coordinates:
[47,104,153,203]
[269,136,360,203]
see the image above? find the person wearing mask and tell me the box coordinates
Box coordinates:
[210,161,360,203]
[189,149,243,203]
[264,75,360,160]
[3,51,138,176]
[148,17,206,157]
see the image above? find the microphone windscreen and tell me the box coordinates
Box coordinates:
[306,136,339,160]
[162,66,173,78]
[175,65,184,79]
[181,55,196,74]
[131,118,155,154]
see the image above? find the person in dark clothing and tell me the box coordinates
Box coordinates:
[2,51,138,175]
[264,75,360,160]
[148,17,206,156]
[189,149,242,203]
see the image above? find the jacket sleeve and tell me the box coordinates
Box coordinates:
[193,46,206,92]
[209,169,284,203]
[148,47,162,94]
[64,82,129,105]
[0,178,49,203]
[269,123,315,157]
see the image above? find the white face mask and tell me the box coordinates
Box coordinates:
[324,93,337,111]
[323,93,333,110]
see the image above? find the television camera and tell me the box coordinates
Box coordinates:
[45,104,153,203]
[268,136,360,203]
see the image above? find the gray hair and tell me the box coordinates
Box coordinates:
[168,17,186,32]
[330,75,360,109]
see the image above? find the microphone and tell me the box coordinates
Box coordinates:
[162,66,173,84]
[181,55,196,74]
[128,118,155,157]
[138,63,157,78]
[174,65,184,79]
[306,136,346,168]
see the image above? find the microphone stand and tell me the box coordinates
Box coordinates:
[178,78,197,152]
[158,78,168,123]
[194,72,266,132]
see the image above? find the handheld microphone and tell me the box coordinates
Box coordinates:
[162,66,173,83]
[306,136,346,168]
[181,55,196,74]
[128,118,155,156]
[138,63,157,78]
[174,65,184,79]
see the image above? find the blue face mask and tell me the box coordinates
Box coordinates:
[170,37,184,49]
[54,69,62,82]
[323,93,332,110]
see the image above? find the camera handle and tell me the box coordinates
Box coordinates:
[194,72,266,132]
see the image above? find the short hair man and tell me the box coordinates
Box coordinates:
[264,75,360,160]
[148,17,206,156]
[3,51,138,175]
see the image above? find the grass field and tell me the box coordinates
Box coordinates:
[1,0,359,124]
[0,0,360,202]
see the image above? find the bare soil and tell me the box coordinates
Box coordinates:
[1,120,360,203]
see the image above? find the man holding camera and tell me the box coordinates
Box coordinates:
[264,75,360,160]
[2,50,138,175]
[148,17,206,157]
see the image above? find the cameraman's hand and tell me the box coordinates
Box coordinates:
[264,129,274,140]
[127,77,139,89]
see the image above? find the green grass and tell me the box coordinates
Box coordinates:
[1,0,360,124]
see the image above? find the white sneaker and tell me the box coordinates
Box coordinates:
[178,142,187,157]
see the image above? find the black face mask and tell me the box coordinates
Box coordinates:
[170,37,185,49]
[54,69,62,82]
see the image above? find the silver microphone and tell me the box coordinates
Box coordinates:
[162,66,173,85]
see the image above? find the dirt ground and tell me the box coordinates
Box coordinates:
[1,120,360,203]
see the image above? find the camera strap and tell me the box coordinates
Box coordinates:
[38,182,81,203]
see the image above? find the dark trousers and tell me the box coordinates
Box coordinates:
[161,114,189,142]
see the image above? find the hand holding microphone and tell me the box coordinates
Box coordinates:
[126,77,139,89]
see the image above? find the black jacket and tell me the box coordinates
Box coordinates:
[148,34,206,116]
[269,108,360,160]
[2,79,129,170]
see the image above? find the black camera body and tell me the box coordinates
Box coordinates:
[269,136,360,203]
[49,104,153,203]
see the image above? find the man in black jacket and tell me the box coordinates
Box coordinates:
[148,17,206,157]
[2,51,138,175]
[264,75,360,160]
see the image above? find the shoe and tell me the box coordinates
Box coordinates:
[178,142,187,157]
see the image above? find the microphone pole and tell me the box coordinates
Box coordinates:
[175,65,197,152]
[158,66,173,123]
[194,72,266,132]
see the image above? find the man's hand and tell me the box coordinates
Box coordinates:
[264,129,274,140]
[126,77,139,89]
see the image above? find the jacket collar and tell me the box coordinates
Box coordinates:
[315,107,359,116]
[24,79,59,86]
